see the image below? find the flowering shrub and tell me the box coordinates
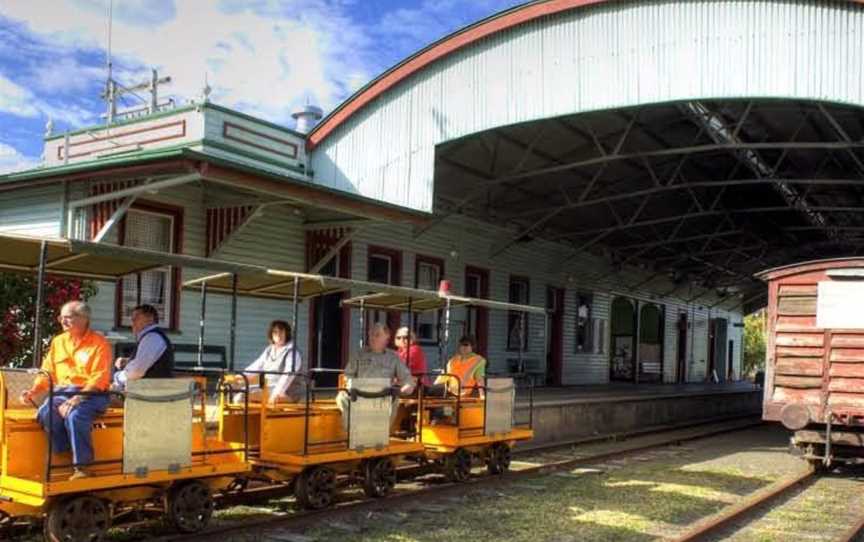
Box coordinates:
[0,273,98,367]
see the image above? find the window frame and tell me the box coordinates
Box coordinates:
[506,275,530,352]
[574,291,594,354]
[114,201,184,331]
[414,254,445,345]
[366,245,402,337]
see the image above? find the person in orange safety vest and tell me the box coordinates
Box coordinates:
[435,335,486,398]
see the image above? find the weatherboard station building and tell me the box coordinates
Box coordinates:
[14,0,860,436]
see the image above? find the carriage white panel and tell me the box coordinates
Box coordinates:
[484,377,515,436]
[348,377,392,451]
[123,379,194,475]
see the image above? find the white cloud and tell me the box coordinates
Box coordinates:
[0,0,379,126]
[0,142,40,174]
[0,74,40,117]
[0,73,94,126]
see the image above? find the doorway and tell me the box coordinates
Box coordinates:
[708,318,728,382]
[464,266,489,357]
[546,287,565,386]
[610,297,637,382]
[676,313,688,383]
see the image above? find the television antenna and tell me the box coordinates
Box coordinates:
[101,0,174,123]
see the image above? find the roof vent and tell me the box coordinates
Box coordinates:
[291,104,323,134]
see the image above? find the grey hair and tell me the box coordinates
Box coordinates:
[369,322,391,337]
[61,300,91,321]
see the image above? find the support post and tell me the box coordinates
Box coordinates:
[291,276,300,381]
[31,240,48,368]
[229,274,238,372]
[359,299,366,349]
[196,282,207,369]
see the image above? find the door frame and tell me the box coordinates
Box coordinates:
[546,286,565,386]
[464,266,490,357]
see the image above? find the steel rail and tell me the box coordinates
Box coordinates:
[157,417,763,542]
[670,466,816,542]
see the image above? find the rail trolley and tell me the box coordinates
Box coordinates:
[342,290,542,482]
[758,257,864,468]
[0,234,261,541]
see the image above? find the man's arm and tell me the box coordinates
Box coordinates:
[392,353,415,394]
[117,332,167,382]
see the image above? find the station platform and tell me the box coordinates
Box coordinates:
[515,381,763,446]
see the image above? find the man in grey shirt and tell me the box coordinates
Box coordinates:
[337,323,414,431]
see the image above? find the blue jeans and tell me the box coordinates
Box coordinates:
[36,387,110,466]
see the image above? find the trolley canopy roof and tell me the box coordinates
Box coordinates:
[0,233,259,281]
[183,270,465,302]
[341,292,548,315]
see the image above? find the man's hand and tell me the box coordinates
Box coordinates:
[19,389,35,405]
[114,357,128,370]
[58,397,81,418]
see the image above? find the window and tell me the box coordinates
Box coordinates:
[366,246,401,334]
[117,205,181,329]
[507,277,530,351]
[575,292,594,353]
[414,255,443,344]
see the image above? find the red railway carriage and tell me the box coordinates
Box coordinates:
[757,258,864,468]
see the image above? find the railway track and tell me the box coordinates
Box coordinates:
[673,464,864,542]
[152,416,762,542]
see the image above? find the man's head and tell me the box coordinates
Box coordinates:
[130,304,159,335]
[457,335,475,355]
[368,323,391,353]
[58,301,91,337]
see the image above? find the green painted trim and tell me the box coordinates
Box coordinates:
[203,103,307,139]
[201,139,307,175]
[43,104,199,141]
[0,143,197,183]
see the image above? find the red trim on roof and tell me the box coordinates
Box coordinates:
[307,0,607,149]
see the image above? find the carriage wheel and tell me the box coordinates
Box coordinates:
[486,443,512,475]
[362,457,397,498]
[44,495,110,542]
[0,510,13,540]
[444,448,472,483]
[295,466,336,510]
[167,480,214,534]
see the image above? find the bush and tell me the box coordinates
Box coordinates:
[0,273,97,367]
[743,309,766,377]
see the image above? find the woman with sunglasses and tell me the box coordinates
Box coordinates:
[394,327,430,387]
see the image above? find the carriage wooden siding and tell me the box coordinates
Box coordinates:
[0,182,741,384]
[760,259,864,424]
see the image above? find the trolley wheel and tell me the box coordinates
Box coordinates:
[486,443,512,475]
[166,480,214,534]
[0,510,12,540]
[444,448,473,483]
[295,466,336,510]
[44,495,110,542]
[362,457,397,498]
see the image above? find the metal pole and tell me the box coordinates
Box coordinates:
[441,298,452,370]
[316,293,324,370]
[229,274,238,372]
[31,240,48,368]
[290,276,300,389]
[518,311,525,375]
[359,299,366,349]
[544,313,549,385]
[196,282,207,369]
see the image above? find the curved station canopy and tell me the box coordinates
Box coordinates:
[309,0,864,312]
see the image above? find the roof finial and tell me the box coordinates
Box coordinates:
[200,72,212,103]
[44,117,54,138]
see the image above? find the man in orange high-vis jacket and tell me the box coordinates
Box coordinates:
[435,335,487,398]
[21,301,111,480]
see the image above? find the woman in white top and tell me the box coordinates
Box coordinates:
[236,320,306,405]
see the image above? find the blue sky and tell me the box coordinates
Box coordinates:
[0,0,525,173]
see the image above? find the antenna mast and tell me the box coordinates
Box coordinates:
[105,0,115,123]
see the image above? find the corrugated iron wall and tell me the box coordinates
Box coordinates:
[312,0,864,213]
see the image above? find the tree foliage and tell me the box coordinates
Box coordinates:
[743,309,767,377]
[0,273,97,367]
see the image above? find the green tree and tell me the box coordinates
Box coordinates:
[743,309,766,377]
[0,273,97,367]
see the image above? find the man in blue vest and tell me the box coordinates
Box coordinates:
[113,304,174,388]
